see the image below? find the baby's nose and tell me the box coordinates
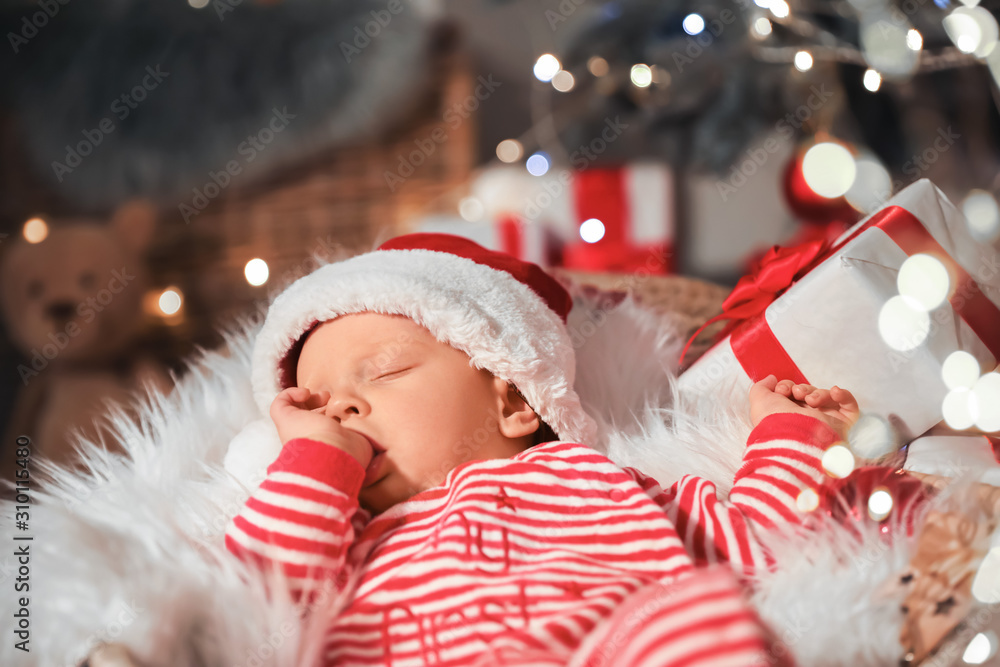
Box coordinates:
[327,395,367,421]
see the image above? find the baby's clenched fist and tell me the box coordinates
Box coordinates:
[270,387,373,468]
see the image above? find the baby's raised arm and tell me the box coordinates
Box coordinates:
[224,388,372,604]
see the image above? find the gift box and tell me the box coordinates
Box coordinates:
[554,164,676,275]
[904,434,1000,486]
[678,179,1000,441]
[413,213,559,266]
[494,161,675,274]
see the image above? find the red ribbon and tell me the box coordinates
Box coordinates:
[682,206,1000,384]
[498,214,523,259]
[679,239,829,367]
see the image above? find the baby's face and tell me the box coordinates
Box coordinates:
[296,312,533,514]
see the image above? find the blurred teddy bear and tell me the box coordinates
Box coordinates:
[0,200,171,487]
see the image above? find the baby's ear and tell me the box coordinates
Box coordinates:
[496,380,540,439]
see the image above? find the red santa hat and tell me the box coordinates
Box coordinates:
[251,233,598,444]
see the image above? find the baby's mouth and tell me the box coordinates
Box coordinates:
[362,437,387,488]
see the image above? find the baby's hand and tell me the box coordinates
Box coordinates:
[749,375,860,440]
[270,387,373,468]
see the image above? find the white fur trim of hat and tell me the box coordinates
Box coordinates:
[251,233,598,444]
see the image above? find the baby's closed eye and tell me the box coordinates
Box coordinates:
[372,366,414,381]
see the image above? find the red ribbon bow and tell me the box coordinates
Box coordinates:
[680,238,829,365]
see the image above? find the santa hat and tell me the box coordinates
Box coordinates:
[251,233,598,444]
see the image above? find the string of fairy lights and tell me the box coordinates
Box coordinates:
[478,0,1000,251]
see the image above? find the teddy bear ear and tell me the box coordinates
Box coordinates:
[110,199,157,252]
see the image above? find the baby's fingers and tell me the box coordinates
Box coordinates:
[272,387,323,413]
[830,386,860,415]
[275,386,309,405]
[775,379,795,396]
[804,388,832,406]
[791,384,816,400]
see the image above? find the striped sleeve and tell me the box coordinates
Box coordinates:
[224,437,365,602]
[568,567,790,667]
[471,570,789,667]
[625,413,837,573]
[729,413,838,529]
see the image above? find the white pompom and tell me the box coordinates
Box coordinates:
[223,418,283,491]
[848,413,901,460]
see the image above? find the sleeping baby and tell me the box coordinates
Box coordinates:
[224,233,864,667]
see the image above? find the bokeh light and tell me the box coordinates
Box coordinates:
[158,288,183,316]
[580,218,606,243]
[683,13,706,35]
[796,488,820,512]
[458,197,484,222]
[244,258,269,287]
[533,54,561,82]
[753,17,773,37]
[906,29,923,50]
[963,190,1000,242]
[878,295,931,351]
[794,50,813,71]
[863,69,882,92]
[867,488,894,521]
[526,152,550,176]
[22,217,48,244]
[770,0,790,18]
[942,387,978,430]
[552,70,575,92]
[630,64,653,87]
[496,139,523,163]
[973,550,1000,603]
[896,254,950,312]
[944,6,999,57]
[587,56,609,77]
[963,631,997,664]
[848,413,898,459]
[802,142,857,198]
[845,153,892,213]
[821,444,856,478]
[973,372,1000,432]
[942,350,981,391]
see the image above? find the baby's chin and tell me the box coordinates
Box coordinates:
[359,481,404,516]
[360,475,436,515]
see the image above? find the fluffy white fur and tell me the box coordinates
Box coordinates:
[0,325,343,667]
[0,280,991,667]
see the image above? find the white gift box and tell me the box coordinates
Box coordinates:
[904,434,1000,486]
[678,180,1000,441]
[413,215,556,266]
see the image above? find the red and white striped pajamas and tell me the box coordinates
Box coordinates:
[225,413,840,666]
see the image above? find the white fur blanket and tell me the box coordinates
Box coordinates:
[0,289,986,667]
